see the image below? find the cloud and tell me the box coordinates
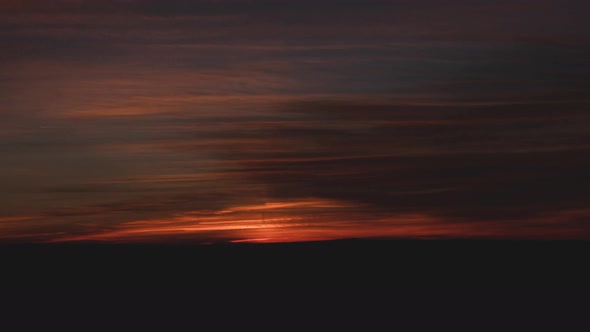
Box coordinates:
[222,94,590,222]
[46,198,459,243]
[2,0,590,242]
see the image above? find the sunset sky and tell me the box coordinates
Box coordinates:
[1,0,589,243]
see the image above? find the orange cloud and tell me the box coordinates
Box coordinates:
[0,215,39,222]
[42,198,483,244]
[4,198,586,244]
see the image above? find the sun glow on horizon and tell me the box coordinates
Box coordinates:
[46,196,576,244]
[46,198,452,243]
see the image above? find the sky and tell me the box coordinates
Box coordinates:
[1,0,589,243]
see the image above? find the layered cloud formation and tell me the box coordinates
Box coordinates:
[1,0,589,242]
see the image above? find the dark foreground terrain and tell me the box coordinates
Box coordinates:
[2,239,589,286]
[1,239,589,327]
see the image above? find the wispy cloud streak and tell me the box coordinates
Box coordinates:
[1,0,589,242]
